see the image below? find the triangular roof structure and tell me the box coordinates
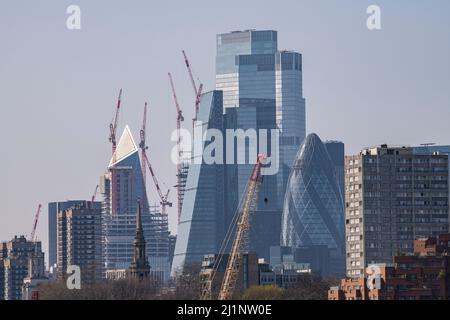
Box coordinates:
[108,125,139,168]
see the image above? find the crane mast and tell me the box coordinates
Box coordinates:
[168,72,185,223]
[143,153,172,216]
[109,89,123,216]
[30,204,42,243]
[139,102,149,188]
[182,50,203,125]
[91,185,99,203]
[90,184,99,208]
[217,154,265,300]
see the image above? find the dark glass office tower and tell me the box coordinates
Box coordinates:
[172,30,307,274]
[324,141,345,205]
[216,30,306,259]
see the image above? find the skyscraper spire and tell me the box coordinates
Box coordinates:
[129,200,150,281]
[136,199,143,232]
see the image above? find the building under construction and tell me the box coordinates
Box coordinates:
[100,125,171,280]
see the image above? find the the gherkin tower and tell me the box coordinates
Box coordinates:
[281,133,345,276]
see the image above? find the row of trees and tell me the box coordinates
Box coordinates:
[39,279,161,300]
[39,267,337,300]
[241,274,338,300]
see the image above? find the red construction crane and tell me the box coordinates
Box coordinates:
[168,72,185,223]
[143,153,172,215]
[30,204,42,242]
[109,89,123,216]
[139,102,149,187]
[109,89,123,154]
[182,50,203,123]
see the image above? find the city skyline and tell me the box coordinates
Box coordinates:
[2,0,450,266]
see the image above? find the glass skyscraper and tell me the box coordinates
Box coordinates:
[281,133,345,276]
[172,30,307,274]
[100,126,170,280]
[216,30,306,259]
[171,91,225,275]
[324,141,345,205]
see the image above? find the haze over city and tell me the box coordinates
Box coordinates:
[1,0,450,261]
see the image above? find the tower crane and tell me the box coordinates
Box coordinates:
[139,102,149,187]
[90,184,99,208]
[91,185,99,202]
[200,155,266,300]
[143,152,172,216]
[109,89,123,216]
[109,89,123,155]
[182,50,203,124]
[168,72,185,223]
[139,101,170,215]
[30,204,42,243]
[219,154,265,300]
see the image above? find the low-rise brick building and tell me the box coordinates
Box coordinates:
[329,234,450,300]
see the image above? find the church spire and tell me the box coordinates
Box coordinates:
[136,199,143,232]
[129,200,150,281]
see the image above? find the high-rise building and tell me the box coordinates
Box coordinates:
[413,145,450,215]
[100,126,170,280]
[0,242,7,299]
[171,91,225,275]
[325,141,345,202]
[216,29,306,260]
[22,242,48,300]
[172,30,307,275]
[168,234,176,269]
[345,145,449,278]
[57,201,103,284]
[280,133,346,276]
[48,200,93,268]
[178,162,189,216]
[0,236,45,300]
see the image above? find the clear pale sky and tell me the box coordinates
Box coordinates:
[1,1,449,260]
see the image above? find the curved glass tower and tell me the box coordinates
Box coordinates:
[281,133,345,275]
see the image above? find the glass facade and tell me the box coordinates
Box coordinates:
[281,133,345,276]
[101,126,170,280]
[324,141,345,205]
[216,30,306,260]
[172,30,307,274]
[171,91,225,275]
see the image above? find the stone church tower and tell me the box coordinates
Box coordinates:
[128,201,151,280]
